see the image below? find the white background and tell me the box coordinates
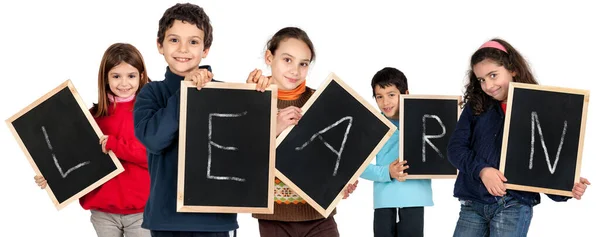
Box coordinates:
[0,0,597,236]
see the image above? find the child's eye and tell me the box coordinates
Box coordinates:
[389,93,396,97]
[478,78,485,83]
[129,74,137,79]
[490,73,497,79]
[112,75,120,79]
[300,62,308,67]
[170,38,178,43]
[284,58,292,63]
[375,95,383,99]
[190,40,199,45]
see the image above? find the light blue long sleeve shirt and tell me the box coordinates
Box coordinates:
[360,119,434,209]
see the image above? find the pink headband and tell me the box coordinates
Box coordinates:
[479,41,507,53]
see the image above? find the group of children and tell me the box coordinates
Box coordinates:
[31,2,590,237]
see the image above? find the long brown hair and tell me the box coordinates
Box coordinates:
[93,43,149,117]
[463,38,538,115]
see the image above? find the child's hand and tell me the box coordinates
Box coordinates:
[185,68,213,90]
[246,69,272,92]
[572,177,591,200]
[479,167,507,196]
[342,180,359,199]
[99,135,109,154]
[276,106,302,136]
[34,175,47,189]
[389,160,408,182]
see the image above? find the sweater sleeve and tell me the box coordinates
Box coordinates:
[447,105,489,181]
[133,84,181,155]
[360,163,393,182]
[105,135,148,168]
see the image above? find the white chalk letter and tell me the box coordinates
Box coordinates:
[207,112,247,182]
[41,126,90,178]
[529,111,567,174]
[295,116,353,176]
[422,114,446,162]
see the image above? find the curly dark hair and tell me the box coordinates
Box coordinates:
[463,38,538,115]
[157,3,213,48]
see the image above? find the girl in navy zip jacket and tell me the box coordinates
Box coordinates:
[447,38,590,237]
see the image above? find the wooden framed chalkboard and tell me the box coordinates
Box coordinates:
[177,82,277,214]
[5,80,124,210]
[500,82,589,197]
[276,73,396,218]
[399,95,460,179]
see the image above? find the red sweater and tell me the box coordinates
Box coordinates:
[79,99,150,214]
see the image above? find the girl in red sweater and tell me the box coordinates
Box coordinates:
[34,43,151,237]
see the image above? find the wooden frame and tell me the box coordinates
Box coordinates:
[499,82,589,196]
[399,94,461,179]
[177,81,277,213]
[5,79,124,210]
[276,73,396,218]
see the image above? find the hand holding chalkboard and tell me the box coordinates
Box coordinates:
[275,106,303,136]
[177,81,277,214]
[184,67,214,90]
[399,95,460,179]
[275,73,396,218]
[390,160,409,181]
[480,167,508,197]
[500,82,590,197]
[6,80,124,210]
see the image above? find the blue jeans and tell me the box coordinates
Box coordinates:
[453,196,533,237]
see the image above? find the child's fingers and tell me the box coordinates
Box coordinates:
[580,177,591,185]
[247,69,259,83]
[573,183,586,194]
[494,185,506,196]
[34,175,44,182]
[497,171,507,182]
[259,76,270,92]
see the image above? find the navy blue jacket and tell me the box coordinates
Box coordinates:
[447,101,568,206]
[133,66,237,231]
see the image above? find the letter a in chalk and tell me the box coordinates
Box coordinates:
[295,116,353,176]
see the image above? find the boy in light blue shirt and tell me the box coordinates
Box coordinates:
[360,67,433,237]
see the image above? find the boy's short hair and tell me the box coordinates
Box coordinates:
[157,3,213,48]
[371,67,409,97]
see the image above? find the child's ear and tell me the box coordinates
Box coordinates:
[511,71,517,77]
[202,47,210,58]
[265,50,274,65]
[157,38,164,55]
[405,89,410,95]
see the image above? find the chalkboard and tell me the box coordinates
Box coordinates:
[177,82,277,214]
[399,95,460,179]
[276,73,396,218]
[5,80,124,210]
[500,82,589,196]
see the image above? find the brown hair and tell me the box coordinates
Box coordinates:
[463,38,538,115]
[157,3,213,48]
[93,43,149,117]
[266,27,315,62]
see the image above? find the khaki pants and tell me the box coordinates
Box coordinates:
[90,210,150,237]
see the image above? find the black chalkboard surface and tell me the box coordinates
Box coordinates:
[177,82,277,214]
[276,73,396,218]
[399,95,460,179]
[500,82,589,196]
[5,80,124,210]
